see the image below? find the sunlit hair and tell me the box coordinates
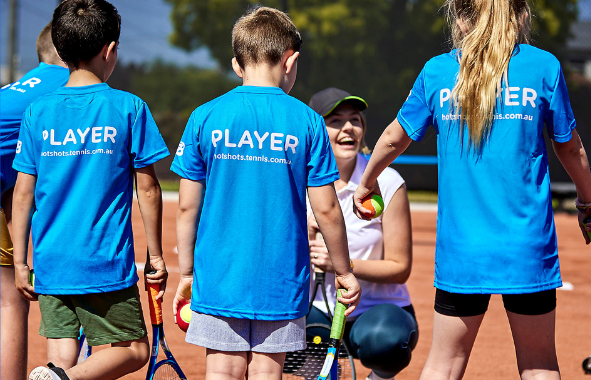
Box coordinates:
[232,6,302,69]
[36,23,61,65]
[446,0,531,150]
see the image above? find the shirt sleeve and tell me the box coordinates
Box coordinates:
[397,67,434,142]
[306,116,340,187]
[545,65,576,143]
[130,101,170,168]
[170,112,207,181]
[12,109,37,175]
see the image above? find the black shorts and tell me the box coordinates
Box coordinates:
[434,288,557,317]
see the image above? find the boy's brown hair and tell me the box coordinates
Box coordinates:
[232,6,302,69]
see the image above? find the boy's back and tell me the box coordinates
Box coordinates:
[172,85,339,319]
[14,83,169,294]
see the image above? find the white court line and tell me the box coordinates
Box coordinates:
[159,191,439,212]
[558,281,574,291]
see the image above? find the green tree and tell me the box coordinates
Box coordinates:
[165,0,578,148]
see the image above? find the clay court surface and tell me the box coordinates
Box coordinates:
[24,201,591,379]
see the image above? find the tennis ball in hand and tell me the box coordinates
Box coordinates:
[176,300,191,332]
[361,194,384,219]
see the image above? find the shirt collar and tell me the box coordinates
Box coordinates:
[337,153,369,195]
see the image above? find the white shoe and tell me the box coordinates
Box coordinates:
[29,363,69,380]
[366,371,394,380]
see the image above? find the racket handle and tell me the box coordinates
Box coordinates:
[147,283,163,325]
[330,289,347,340]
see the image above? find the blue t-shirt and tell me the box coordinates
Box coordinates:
[171,86,339,320]
[1,63,69,192]
[398,45,575,294]
[13,83,170,295]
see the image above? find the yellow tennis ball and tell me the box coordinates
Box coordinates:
[180,304,192,322]
[361,194,384,219]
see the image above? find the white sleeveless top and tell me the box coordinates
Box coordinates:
[307,153,412,319]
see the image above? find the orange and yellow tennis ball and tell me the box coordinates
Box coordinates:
[176,300,191,332]
[362,194,384,219]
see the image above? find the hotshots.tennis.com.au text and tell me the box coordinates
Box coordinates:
[214,153,291,165]
[40,148,114,157]
[441,113,534,121]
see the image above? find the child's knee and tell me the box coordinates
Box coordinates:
[114,336,150,370]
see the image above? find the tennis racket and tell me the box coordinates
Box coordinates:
[77,327,91,363]
[145,275,187,380]
[283,233,355,380]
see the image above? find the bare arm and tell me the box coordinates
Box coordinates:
[135,165,167,297]
[172,178,204,317]
[353,119,412,219]
[308,183,360,315]
[309,185,412,284]
[12,172,36,301]
[552,129,591,243]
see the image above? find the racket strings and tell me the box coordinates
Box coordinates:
[153,362,184,380]
[283,337,353,380]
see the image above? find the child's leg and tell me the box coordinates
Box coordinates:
[503,290,560,380]
[1,265,29,380]
[206,349,248,380]
[246,352,285,380]
[61,336,149,380]
[46,338,79,369]
[419,290,489,380]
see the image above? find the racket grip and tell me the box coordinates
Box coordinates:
[147,283,163,325]
[330,289,347,340]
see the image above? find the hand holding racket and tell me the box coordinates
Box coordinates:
[145,277,187,380]
[145,255,168,300]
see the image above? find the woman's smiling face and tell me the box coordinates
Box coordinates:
[324,102,365,162]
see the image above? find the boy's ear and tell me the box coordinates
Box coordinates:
[284,51,299,75]
[232,57,244,79]
[104,41,117,62]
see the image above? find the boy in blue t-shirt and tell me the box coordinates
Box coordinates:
[0,21,69,380]
[171,6,361,377]
[11,1,169,380]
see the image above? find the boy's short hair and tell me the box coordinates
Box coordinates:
[36,22,61,65]
[232,6,302,69]
[52,0,121,67]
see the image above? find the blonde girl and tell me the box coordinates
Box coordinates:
[353,1,591,379]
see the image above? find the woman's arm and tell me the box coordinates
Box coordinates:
[352,184,412,284]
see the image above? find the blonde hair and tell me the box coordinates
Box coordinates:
[446,0,531,150]
[232,6,302,69]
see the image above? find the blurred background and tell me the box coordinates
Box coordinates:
[2,0,591,196]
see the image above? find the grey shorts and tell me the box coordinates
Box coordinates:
[186,311,306,353]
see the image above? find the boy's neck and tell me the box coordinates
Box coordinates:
[65,57,108,87]
[241,63,284,88]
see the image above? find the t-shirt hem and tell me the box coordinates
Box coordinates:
[434,279,563,294]
[35,278,138,295]
[307,171,340,187]
[12,162,36,175]
[133,149,170,169]
[397,112,424,142]
[170,163,206,181]
[191,303,307,320]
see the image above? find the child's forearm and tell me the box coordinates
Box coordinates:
[308,184,352,276]
[360,118,412,188]
[135,166,164,260]
[176,179,204,278]
[11,173,36,268]
[552,130,591,202]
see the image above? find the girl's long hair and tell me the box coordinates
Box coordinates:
[446,0,531,150]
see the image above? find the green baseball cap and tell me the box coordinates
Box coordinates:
[308,87,368,117]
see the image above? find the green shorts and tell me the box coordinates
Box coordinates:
[38,284,147,346]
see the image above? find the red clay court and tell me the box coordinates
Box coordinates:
[25,201,591,379]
